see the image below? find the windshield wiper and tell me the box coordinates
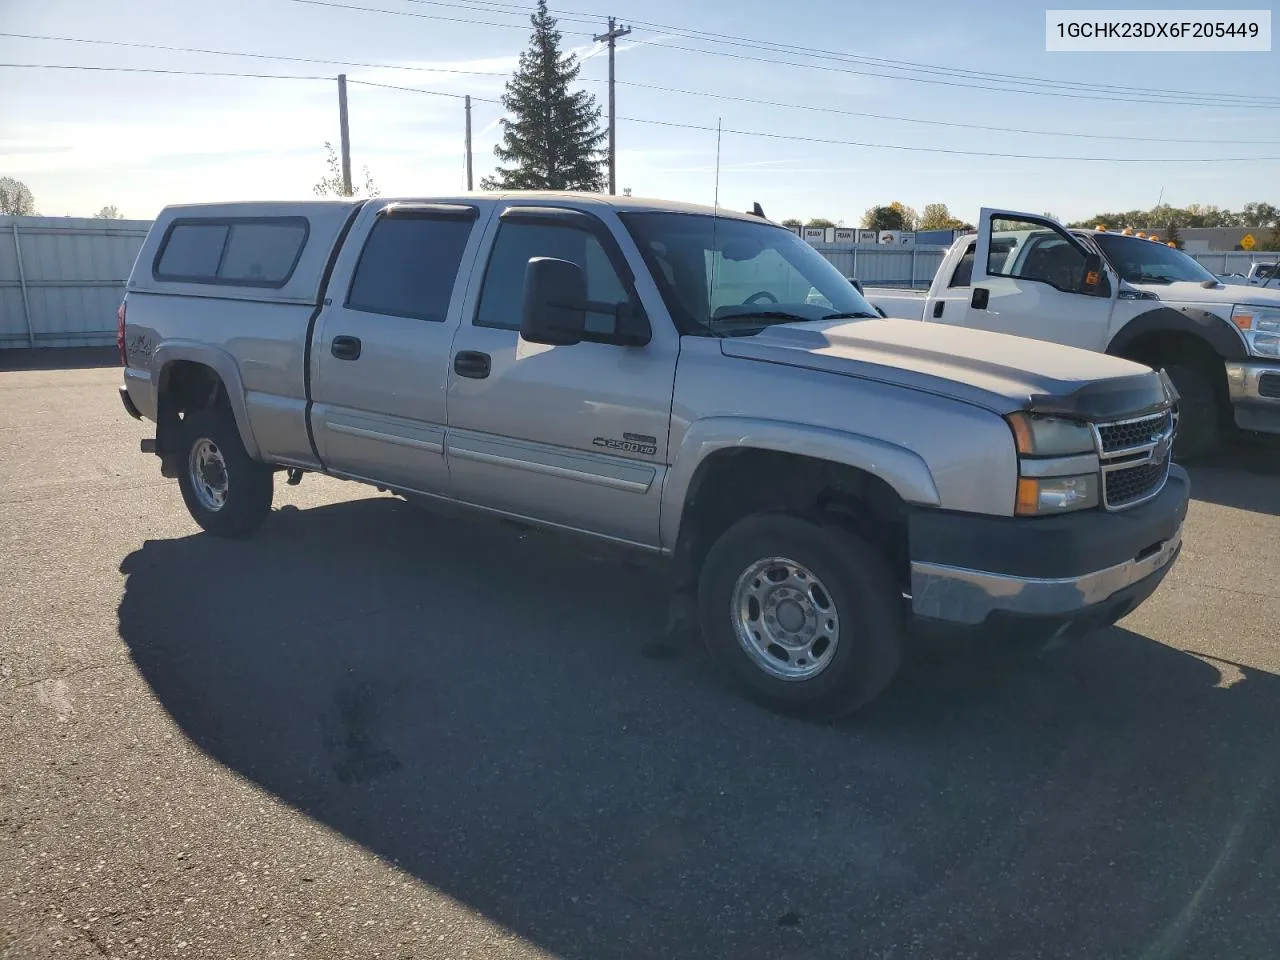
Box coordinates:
[822,311,878,320]
[1131,273,1177,284]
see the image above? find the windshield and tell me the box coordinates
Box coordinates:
[1092,233,1218,285]
[620,212,877,335]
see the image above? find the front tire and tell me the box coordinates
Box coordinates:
[177,408,274,538]
[697,512,904,719]
[1164,363,1220,461]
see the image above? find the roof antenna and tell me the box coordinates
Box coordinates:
[751,202,766,218]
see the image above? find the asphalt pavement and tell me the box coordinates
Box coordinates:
[2,360,1279,960]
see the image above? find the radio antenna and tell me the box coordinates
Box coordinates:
[708,118,723,324]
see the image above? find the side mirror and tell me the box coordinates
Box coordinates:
[521,257,587,346]
[849,277,864,294]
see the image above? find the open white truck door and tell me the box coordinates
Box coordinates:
[966,208,1117,351]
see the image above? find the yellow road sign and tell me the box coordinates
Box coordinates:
[1241,233,1257,250]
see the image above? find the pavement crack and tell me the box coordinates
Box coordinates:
[12,660,125,689]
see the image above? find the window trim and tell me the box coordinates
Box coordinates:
[152,216,310,288]
[342,206,479,323]
[472,206,648,337]
[983,213,1093,296]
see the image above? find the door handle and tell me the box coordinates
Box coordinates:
[932,300,945,319]
[453,350,491,379]
[331,335,362,360]
[971,287,990,310]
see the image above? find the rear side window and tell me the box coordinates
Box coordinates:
[949,244,975,287]
[154,218,308,287]
[346,216,475,322]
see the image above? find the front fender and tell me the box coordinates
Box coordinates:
[659,416,941,549]
[1107,306,1248,361]
[152,341,262,460]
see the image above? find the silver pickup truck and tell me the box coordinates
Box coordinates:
[117,194,1189,717]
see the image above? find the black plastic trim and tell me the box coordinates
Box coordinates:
[302,201,368,465]
[118,385,142,420]
[908,464,1189,580]
[1026,370,1174,421]
[152,216,310,288]
[1106,306,1249,362]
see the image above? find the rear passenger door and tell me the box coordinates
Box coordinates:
[310,202,487,494]
[444,204,678,547]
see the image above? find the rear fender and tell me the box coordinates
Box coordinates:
[152,341,261,460]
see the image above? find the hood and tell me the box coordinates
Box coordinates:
[1129,278,1280,308]
[720,318,1170,419]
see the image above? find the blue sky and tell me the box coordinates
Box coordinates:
[1,0,1277,222]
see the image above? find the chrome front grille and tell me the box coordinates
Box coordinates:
[1096,410,1174,454]
[1092,409,1175,511]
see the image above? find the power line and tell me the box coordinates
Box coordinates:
[362,78,1280,162]
[9,60,1279,162]
[281,0,597,37]
[615,79,1280,146]
[0,31,514,80]
[623,36,1280,109]
[616,115,1280,162]
[341,0,1280,107]
[0,62,334,82]
[8,30,1280,146]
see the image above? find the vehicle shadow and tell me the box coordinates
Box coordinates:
[117,498,1280,960]
[1184,439,1280,515]
[0,346,118,371]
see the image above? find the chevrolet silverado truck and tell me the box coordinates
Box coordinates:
[118,195,1188,718]
[868,208,1280,459]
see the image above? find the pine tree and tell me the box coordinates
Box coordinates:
[481,0,605,191]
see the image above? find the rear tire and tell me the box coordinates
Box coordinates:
[697,512,904,720]
[1164,363,1219,461]
[177,408,274,538]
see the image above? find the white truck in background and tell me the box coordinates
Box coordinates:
[868,208,1280,459]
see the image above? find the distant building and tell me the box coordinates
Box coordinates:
[1132,227,1275,253]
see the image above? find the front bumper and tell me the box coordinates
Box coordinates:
[1225,361,1280,436]
[908,464,1188,638]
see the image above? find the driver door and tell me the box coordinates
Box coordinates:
[963,208,1117,351]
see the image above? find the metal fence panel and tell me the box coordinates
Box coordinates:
[809,244,948,288]
[0,215,150,348]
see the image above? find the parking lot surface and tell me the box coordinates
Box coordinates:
[2,359,1279,960]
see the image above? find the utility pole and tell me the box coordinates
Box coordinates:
[593,16,631,195]
[337,73,352,196]
[464,95,473,191]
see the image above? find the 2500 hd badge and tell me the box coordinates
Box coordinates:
[593,433,658,456]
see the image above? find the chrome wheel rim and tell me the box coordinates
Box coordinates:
[730,556,840,681]
[188,438,229,512]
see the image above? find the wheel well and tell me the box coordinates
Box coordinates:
[1116,329,1229,415]
[155,361,229,475]
[671,449,910,594]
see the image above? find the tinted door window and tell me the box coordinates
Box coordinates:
[346,215,475,322]
[475,220,628,333]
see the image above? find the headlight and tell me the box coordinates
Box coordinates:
[1231,304,1280,357]
[1006,412,1095,456]
[1016,475,1100,516]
